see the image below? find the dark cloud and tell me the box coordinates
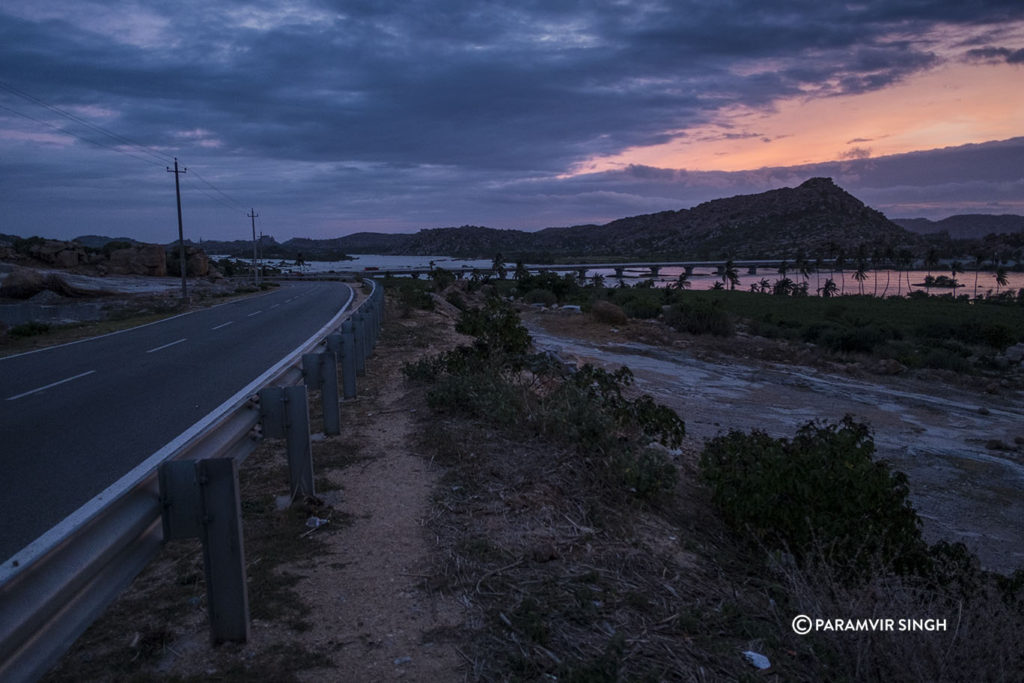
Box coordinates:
[964,46,1024,63]
[0,1,1022,240]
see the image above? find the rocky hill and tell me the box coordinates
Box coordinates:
[894,215,1024,240]
[333,178,921,260]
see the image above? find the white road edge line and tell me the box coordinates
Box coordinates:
[146,338,187,354]
[1,280,356,582]
[212,321,234,330]
[6,370,97,401]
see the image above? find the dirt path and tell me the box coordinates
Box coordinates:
[43,303,470,682]
[293,309,467,680]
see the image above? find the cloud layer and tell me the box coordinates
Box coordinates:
[1,1,1022,241]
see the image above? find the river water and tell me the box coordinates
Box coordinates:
[278,254,1024,297]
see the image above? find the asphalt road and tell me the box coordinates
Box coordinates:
[0,281,352,562]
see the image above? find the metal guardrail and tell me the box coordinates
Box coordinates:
[0,279,385,683]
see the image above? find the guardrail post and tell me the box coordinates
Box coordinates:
[302,352,339,435]
[353,313,366,377]
[258,386,315,499]
[320,352,340,435]
[361,310,372,358]
[159,458,250,644]
[339,321,357,399]
[302,353,322,390]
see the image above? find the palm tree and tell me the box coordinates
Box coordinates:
[972,251,986,299]
[795,250,811,286]
[591,273,605,288]
[723,259,739,290]
[820,278,838,298]
[924,247,939,296]
[814,257,824,295]
[881,245,895,297]
[711,281,725,290]
[853,259,869,295]
[897,249,914,294]
[834,250,846,295]
[949,261,963,298]
[513,260,529,281]
[492,253,506,279]
[995,266,1009,294]
[759,277,771,293]
[670,272,691,291]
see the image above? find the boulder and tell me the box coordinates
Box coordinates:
[186,248,209,277]
[1005,343,1024,364]
[872,359,907,375]
[0,267,46,299]
[108,244,167,276]
[55,249,80,269]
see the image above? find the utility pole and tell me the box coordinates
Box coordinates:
[247,209,259,285]
[167,157,188,302]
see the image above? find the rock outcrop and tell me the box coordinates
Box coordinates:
[107,244,168,276]
[0,267,47,298]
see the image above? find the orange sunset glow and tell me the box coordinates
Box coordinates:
[573,61,1024,175]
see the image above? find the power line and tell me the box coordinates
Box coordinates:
[0,101,166,168]
[180,173,247,215]
[188,168,248,213]
[0,81,257,229]
[0,80,170,165]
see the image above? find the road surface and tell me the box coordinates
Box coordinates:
[0,281,352,561]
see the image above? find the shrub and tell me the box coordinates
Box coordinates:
[455,297,531,357]
[9,321,51,338]
[445,291,467,310]
[524,288,557,307]
[395,280,434,313]
[405,302,684,502]
[610,290,662,319]
[591,300,627,325]
[664,299,734,337]
[700,417,928,579]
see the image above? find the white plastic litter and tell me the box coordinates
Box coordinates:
[742,650,771,669]
[305,516,329,529]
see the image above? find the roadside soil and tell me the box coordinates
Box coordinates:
[44,297,472,682]
[41,292,1024,681]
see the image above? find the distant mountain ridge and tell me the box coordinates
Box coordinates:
[893,215,1024,240]
[333,178,922,260]
[64,179,1024,262]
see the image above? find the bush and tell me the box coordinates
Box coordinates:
[394,280,434,313]
[405,302,684,502]
[590,300,627,325]
[445,291,467,310]
[610,290,662,319]
[664,299,734,337]
[9,321,52,338]
[700,417,928,579]
[524,288,557,307]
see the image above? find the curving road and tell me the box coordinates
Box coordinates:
[0,281,352,562]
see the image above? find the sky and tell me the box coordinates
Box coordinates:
[1,1,1023,244]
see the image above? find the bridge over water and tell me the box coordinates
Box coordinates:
[349,259,837,280]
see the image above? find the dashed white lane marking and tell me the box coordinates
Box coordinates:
[270,304,280,309]
[247,310,262,317]
[7,370,97,401]
[146,338,187,354]
[211,321,234,330]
